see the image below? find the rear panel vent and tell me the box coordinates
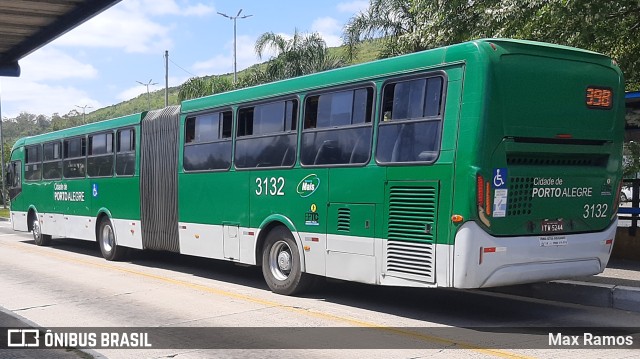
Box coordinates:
[337,208,350,232]
[385,183,438,283]
[508,177,533,217]
[386,240,434,282]
[507,154,607,167]
[387,185,436,243]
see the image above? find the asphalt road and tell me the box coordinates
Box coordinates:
[0,222,638,359]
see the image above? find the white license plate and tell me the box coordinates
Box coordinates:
[541,220,564,233]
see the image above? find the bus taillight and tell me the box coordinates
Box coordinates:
[477,174,492,216]
[477,175,485,207]
[485,181,491,216]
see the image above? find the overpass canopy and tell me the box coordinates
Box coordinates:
[0,0,121,77]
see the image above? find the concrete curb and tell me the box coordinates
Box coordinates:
[487,280,640,313]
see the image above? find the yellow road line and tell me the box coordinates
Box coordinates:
[2,239,535,358]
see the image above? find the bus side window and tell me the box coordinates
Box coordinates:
[24,145,42,181]
[235,99,297,169]
[376,76,444,164]
[43,141,62,180]
[63,137,87,178]
[116,129,135,176]
[183,111,232,171]
[88,133,114,177]
[301,87,373,166]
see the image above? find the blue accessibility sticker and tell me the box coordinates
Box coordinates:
[492,168,507,189]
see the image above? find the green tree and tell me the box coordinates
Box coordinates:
[178,76,211,101]
[624,141,640,178]
[343,0,429,60]
[255,29,344,81]
[178,75,234,101]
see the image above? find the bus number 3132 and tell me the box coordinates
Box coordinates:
[255,177,285,196]
[583,203,608,219]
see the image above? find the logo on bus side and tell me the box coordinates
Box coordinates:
[297,174,320,198]
[53,183,85,202]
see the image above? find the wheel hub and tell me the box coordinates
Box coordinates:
[277,251,291,272]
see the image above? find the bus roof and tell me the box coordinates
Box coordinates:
[12,38,616,152]
[13,112,144,150]
[182,38,614,114]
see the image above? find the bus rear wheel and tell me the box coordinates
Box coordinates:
[32,216,51,246]
[261,226,313,296]
[98,218,126,261]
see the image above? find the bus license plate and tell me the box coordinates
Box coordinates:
[541,220,564,233]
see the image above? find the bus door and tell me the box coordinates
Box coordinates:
[6,160,27,232]
[47,180,66,238]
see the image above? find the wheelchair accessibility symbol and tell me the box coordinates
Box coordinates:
[493,168,507,189]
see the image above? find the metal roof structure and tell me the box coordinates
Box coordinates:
[0,0,121,77]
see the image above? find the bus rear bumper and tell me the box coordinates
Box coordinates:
[452,221,616,288]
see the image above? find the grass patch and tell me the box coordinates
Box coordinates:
[0,207,9,218]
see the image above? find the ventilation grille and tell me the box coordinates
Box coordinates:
[508,177,533,216]
[337,208,350,232]
[387,186,436,243]
[386,240,434,282]
[507,154,607,167]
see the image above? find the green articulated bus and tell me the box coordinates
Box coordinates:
[6,39,625,295]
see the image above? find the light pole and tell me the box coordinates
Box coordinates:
[75,104,92,124]
[0,80,5,208]
[136,79,158,111]
[217,9,252,84]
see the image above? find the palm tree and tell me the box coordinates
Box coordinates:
[178,75,234,101]
[343,0,424,60]
[178,31,344,99]
[255,29,344,82]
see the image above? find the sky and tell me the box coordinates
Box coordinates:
[0,0,370,119]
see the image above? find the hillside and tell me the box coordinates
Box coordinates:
[84,40,382,123]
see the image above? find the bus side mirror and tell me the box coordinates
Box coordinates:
[5,164,12,187]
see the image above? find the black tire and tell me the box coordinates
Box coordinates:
[621,192,628,202]
[261,226,313,295]
[32,215,51,246]
[98,218,126,261]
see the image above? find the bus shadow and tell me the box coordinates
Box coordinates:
[21,236,269,289]
[19,237,629,329]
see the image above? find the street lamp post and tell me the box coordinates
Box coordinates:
[75,104,92,124]
[0,80,5,208]
[217,9,252,84]
[136,79,158,111]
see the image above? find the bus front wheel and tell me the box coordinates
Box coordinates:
[32,216,51,246]
[98,218,126,261]
[261,226,313,296]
